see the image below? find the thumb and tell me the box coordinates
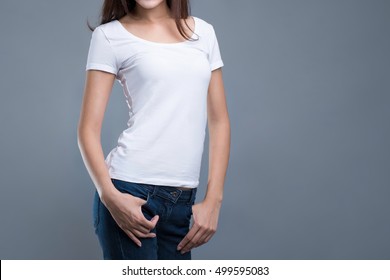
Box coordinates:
[151,215,159,225]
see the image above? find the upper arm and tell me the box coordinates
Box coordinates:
[79,26,119,134]
[207,68,229,124]
[78,70,116,134]
[206,22,228,123]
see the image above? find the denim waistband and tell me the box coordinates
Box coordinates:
[111,178,197,204]
[145,184,197,204]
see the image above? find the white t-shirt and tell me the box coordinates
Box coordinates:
[85,16,224,188]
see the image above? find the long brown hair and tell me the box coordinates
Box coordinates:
[86,0,196,41]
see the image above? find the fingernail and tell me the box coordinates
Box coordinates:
[177,246,182,250]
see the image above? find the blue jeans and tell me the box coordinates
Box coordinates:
[93,178,197,260]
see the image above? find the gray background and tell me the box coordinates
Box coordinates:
[0,0,389,259]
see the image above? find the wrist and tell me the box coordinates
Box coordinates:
[204,181,224,206]
[204,194,223,207]
[100,186,120,207]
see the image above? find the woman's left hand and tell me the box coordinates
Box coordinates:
[177,199,221,254]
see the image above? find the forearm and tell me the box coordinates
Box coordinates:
[204,119,231,205]
[77,127,119,205]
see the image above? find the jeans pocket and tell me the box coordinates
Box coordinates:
[141,191,151,208]
[141,191,156,219]
[112,179,150,201]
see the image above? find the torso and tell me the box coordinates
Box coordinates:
[116,14,197,190]
[88,16,219,189]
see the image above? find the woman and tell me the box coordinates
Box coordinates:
[78,0,230,260]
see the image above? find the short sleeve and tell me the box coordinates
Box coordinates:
[208,24,224,71]
[85,27,118,75]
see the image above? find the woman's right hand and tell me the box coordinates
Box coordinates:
[101,189,159,247]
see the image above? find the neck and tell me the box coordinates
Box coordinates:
[132,2,172,23]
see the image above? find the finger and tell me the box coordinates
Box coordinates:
[196,231,214,247]
[125,214,159,238]
[177,224,198,250]
[136,196,152,208]
[144,214,159,229]
[134,212,159,232]
[177,223,200,251]
[151,215,159,223]
[138,207,160,229]
[131,223,152,234]
[132,228,156,238]
[137,197,148,206]
[124,229,142,247]
[180,227,205,253]
[203,233,214,244]
[132,217,157,233]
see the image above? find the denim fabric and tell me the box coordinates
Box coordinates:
[92,178,197,260]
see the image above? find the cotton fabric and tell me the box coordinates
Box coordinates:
[85,16,224,188]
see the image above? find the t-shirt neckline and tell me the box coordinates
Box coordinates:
[114,16,198,46]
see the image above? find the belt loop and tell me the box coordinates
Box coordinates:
[150,185,157,197]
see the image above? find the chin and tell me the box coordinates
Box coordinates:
[135,0,166,10]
